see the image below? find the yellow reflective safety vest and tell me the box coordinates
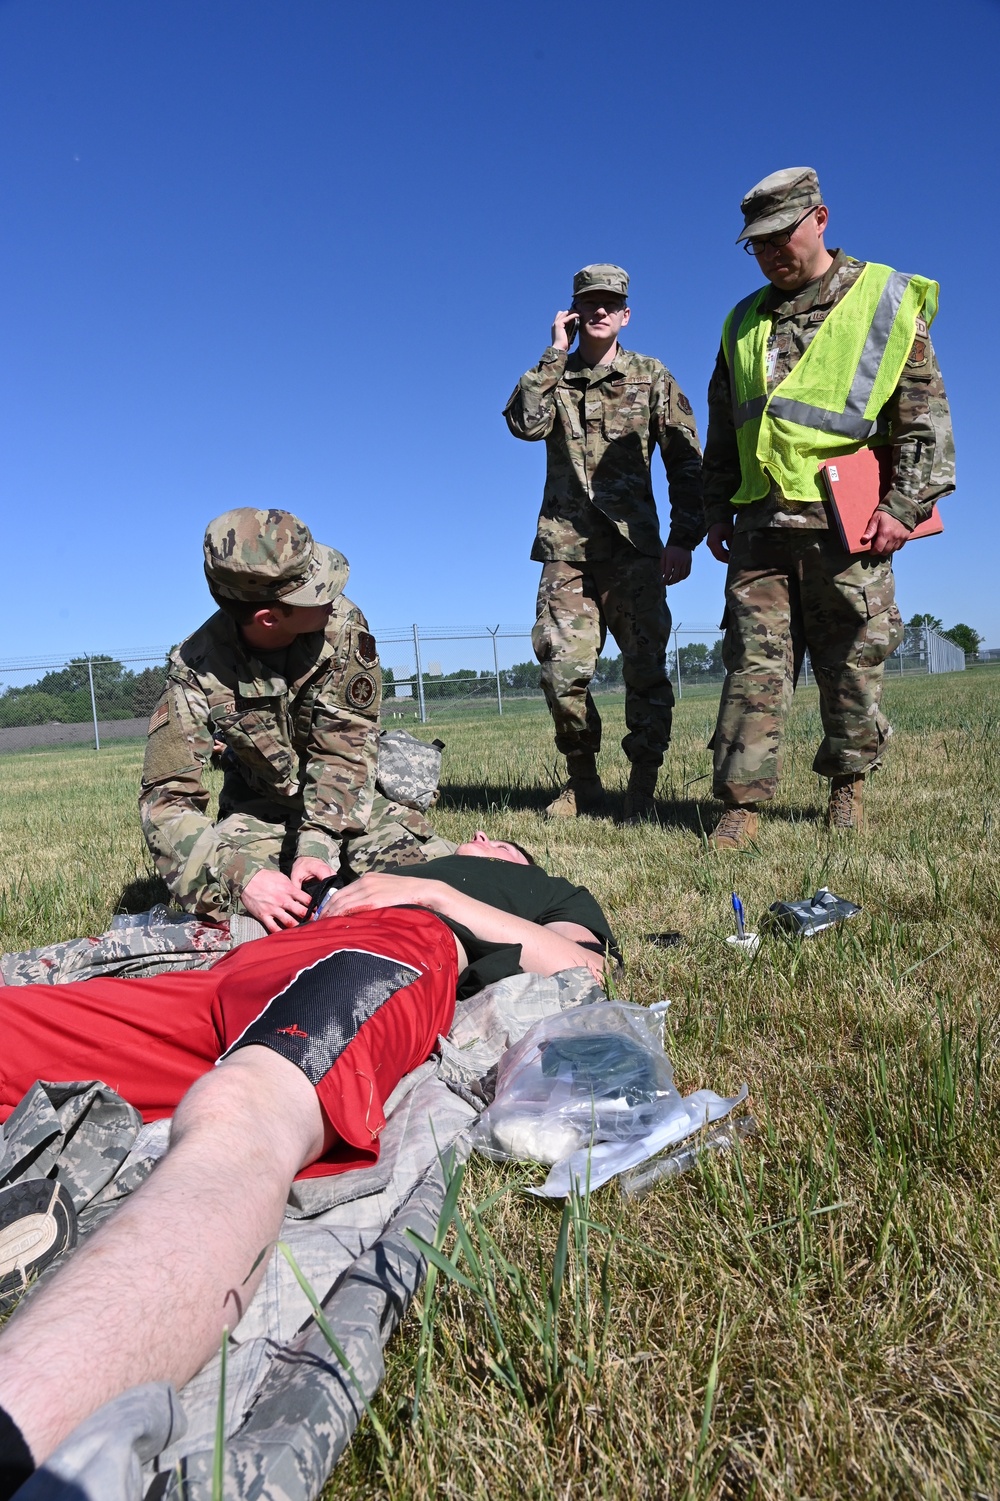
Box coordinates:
[722,261,939,504]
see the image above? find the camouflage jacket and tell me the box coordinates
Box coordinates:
[703,249,956,533]
[139,601,382,916]
[504,345,705,560]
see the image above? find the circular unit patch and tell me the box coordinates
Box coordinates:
[346,671,378,710]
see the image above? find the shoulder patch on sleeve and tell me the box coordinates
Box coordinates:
[346,671,378,710]
[354,631,379,668]
[142,713,198,784]
[677,393,693,415]
[148,701,169,735]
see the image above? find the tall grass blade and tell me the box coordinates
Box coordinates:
[276,1241,394,1456]
[212,1326,228,1501]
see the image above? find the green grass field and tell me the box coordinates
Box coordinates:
[1,671,998,1499]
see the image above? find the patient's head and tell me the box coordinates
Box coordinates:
[455,830,535,866]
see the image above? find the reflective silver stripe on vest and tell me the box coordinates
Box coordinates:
[735,393,767,424]
[767,270,913,440]
[727,289,768,427]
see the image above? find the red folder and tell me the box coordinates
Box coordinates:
[818,447,943,553]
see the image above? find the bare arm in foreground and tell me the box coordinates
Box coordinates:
[321,870,609,985]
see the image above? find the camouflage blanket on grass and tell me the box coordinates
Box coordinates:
[1,967,603,1501]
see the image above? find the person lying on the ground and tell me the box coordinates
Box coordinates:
[0,833,616,1493]
[0,825,600,990]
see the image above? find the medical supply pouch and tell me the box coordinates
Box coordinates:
[376,730,445,811]
[472,1002,683,1166]
[763,887,861,937]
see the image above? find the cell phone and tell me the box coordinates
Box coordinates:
[565,312,579,345]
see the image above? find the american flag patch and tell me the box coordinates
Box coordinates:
[148,701,169,734]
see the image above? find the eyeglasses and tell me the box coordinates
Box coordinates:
[743,206,817,256]
[572,296,628,314]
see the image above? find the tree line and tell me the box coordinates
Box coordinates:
[0,654,616,723]
[386,656,626,700]
[2,617,985,729]
[0,658,169,727]
[905,614,984,658]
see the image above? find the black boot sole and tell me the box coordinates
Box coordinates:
[0,1179,78,1314]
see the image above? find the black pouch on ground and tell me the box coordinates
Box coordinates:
[763,887,862,937]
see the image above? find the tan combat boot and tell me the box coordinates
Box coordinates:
[826,774,864,831]
[622,762,660,823]
[710,806,759,850]
[545,753,604,820]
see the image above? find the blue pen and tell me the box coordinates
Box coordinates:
[731,892,746,940]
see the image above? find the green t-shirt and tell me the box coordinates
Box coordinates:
[389,855,618,999]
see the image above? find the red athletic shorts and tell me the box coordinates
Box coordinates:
[0,907,458,1179]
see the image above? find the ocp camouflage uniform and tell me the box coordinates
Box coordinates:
[704,248,956,804]
[140,606,447,919]
[505,345,703,767]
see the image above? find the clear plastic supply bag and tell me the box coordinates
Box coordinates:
[472,1003,683,1168]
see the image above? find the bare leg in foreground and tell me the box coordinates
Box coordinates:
[0,1047,326,1464]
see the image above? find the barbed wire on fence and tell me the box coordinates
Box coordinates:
[0,623,970,751]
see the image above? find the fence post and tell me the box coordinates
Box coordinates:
[412,624,427,724]
[87,657,101,751]
[672,624,682,700]
[489,626,503,716]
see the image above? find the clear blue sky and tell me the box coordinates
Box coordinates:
[1,0,995,661]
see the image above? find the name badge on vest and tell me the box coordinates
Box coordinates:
[766,347,779,381]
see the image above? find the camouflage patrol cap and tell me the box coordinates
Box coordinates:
[203,508,349,606]
[572,264,630,301]
[737,167,823,242]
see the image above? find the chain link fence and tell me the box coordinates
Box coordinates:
[0,651,172,753]
[375,621,967,716]
[0,623,968,751]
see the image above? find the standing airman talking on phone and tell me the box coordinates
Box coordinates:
[504,264,704,821]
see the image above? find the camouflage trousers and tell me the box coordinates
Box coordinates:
[532,554,674,767]
[711,528,905,805]
[213,789,455,897]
